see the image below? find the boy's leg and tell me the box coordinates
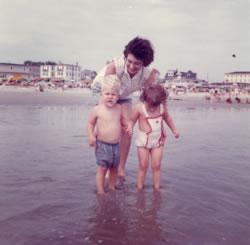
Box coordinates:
[108,167,118,191]
[118,102,132,177]
[137,147,150,189]
[151,147,163,189]
[96,166,108,194]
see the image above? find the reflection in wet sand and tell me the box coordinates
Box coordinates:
[84,190,169,245]
[85,192,128,245]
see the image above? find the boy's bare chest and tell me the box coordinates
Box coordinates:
[98,110,121,122]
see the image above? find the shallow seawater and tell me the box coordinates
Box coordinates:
[0,96,250,245]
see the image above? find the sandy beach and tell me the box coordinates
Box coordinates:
[0,86,94,106]
[1,85,250,108]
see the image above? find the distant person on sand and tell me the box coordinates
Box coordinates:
[127,84,180,190]
[87,75,123,194]
[91,36,160,178]
[39,84,44,92]
[235,97,241,103]
[205,95,211,102]
[226,97,232,104]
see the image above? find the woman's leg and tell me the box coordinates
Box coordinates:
[151,147,163,189]
[118,102,132,177]
[137,147,150,189]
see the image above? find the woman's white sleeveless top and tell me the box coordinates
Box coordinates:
[91,56,152,99]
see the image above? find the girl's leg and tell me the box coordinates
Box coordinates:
[137,147,150,189]
[96,166,108,194]
[118,102,132,177]
[108,167,118,191]
[151,147,163,190]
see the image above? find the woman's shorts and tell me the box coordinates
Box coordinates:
[95,139,120,168]
[117,98,132,104]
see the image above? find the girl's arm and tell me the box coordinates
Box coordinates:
[126,104,140,136]
[162,105,180,138]
[87,107,98,148]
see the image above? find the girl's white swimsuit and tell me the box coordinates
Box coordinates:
[135,103,164,149]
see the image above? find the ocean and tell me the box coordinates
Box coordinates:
[0,92,249,245]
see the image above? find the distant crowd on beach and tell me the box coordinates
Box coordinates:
[203,88,250,104]
[34,82,91,92]
[1,80,250,105]
[166,86,250,104]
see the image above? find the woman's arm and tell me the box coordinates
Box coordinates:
[127,104,140,136]
[104,61,116,76]
[145,68,160,85]
[91,61,116,95]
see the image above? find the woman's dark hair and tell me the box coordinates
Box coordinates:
[123,37,154,67]
[140,83,168,107]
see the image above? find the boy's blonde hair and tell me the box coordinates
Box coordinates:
[102,75,120,93]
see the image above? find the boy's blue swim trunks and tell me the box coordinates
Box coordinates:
[95,139,120,168]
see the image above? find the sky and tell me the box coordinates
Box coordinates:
[1,0,249,82]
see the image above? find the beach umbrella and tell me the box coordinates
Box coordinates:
[18,78,28,82]
[11,75,23,81]
[39,80,47,86]
[83,79,92,84]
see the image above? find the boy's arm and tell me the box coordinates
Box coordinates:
[163,105,180,138]
[127,104,140,136]
[87,107,98,148]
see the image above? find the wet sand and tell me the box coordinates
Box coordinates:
[0,86,250,245]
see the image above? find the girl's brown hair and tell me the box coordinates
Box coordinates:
[139,83,168,107]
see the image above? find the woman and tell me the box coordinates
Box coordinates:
[91,36,160,177]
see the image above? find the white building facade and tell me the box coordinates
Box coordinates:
[224,72,250,88]
[0,63,40,81]
[40,63,82,82]
[164,69,205,87]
